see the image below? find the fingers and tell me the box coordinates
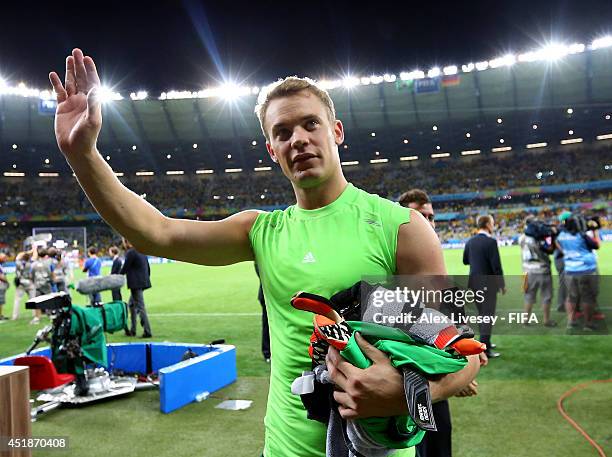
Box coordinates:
[326,347,349,389]
[65,56,77,96]
[83,56,101,88]
[333,391,357,411]
[354,332,388,364]
[72,48,88,94]
[49,72,67,103]
[338,405,359,420]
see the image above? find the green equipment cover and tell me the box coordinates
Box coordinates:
[54,301,128,374]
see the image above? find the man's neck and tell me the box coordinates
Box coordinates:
[293,173,349,210]
[477,229,491,237]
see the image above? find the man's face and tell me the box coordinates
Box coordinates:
[489,217,495,232]
[265,91,344,188]
[408,202,435,229]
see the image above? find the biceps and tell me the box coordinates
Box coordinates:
[396,215,446,275]
[160,212,256,266]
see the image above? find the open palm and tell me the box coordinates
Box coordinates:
[49,48,102,157]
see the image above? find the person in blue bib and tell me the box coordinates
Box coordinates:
[556,214,601,331]
[83,246,102,305]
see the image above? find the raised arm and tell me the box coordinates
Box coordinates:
[49,49,256,265]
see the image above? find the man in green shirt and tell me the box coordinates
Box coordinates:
[49,48,480,456]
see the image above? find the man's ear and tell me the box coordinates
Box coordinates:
[266,142,278,163]
[334,119,345,146]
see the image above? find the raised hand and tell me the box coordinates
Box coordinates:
[49,48,102,158]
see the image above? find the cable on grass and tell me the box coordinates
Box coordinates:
[557,379,612,457]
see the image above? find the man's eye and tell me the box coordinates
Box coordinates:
[307,120,319,129]
[276,129,291,140]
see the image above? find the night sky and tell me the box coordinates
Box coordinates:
[2,0,612,93]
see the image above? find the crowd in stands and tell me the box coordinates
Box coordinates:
[1,147,610,256]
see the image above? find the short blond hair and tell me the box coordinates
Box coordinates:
[254,76,336,141]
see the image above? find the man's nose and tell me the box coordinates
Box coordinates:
[291,127,309,149]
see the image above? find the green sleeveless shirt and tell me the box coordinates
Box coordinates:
[249,183,412,456]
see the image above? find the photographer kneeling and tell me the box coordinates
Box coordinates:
[557,214,602,331]
[519,216,558,327]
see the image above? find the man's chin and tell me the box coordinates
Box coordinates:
[292,169,324,188]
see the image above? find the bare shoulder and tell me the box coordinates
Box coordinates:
[396,210,446,275]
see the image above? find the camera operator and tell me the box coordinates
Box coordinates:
[557,213,602,331]
[0,253,9,320]
[553,212,571,312]
[11,250,36,320]
[519,216,557,327]
[48,247,69,293]
[31,246,55,324]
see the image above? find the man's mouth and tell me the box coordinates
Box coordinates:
[293,153,317,164]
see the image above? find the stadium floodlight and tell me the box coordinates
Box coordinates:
[369,158,388,164]
[606,115,611,120]
[461,149,481,156]
[132,145,137,151]
[114,172,124,177]
[251,140,257,146]
[403,139,409,144]
[166,170,184,175]
[567,108,573,114]
[383,74,396,82]
[526,142,547,149]
[213,195,220,200]
[217,83,250,101]
[360,76,371,85]
[560,138,583,145]
[443,65,458,76]
[166,154,172,159]
[432,125,438,131]
[497,118,503,124]
[342,76,360,89]
[133,91,148,101]
[12,144,17,150]
[492,146,512,152]
[371,132,376,137]
[341,161,359,166]
[224,168,242,173]
[431,153,450,158]
[591,35,612,50]
[260,194,265,199]
[227,196,235,200]
[0,76,6,89]
[374,151,380,156]
[488,54,516,68]
[400,156,418,161]
[105,155,111,160]
[370,75,384,84]
[475,61,489,71]
[12,164,16,168]
[568,130,574,135]
[98,85,123,103]
[596,133,612,140]
[254,166,272,171]
[499,139,505,143]
[435,145,441,150]
[193,143,198,149]
[532,124,538,130]
[196,169,214,174]
[319,79,342,90]
[135,171,154,176]
[462,63,475,73]
[3,172,25,177]
[251,86,260,95]
[427,67,441,78]
[44,158,50,164]
[38,172,59,177]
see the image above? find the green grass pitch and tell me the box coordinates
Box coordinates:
[0,245,610,457]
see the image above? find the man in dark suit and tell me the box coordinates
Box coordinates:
[109,245,123,302]
[120,238,152,338]
[463,215,505,358]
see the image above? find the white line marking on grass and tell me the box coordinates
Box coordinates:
[149,312,260,317]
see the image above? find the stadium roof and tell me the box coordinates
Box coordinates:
[1,46,612,175]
